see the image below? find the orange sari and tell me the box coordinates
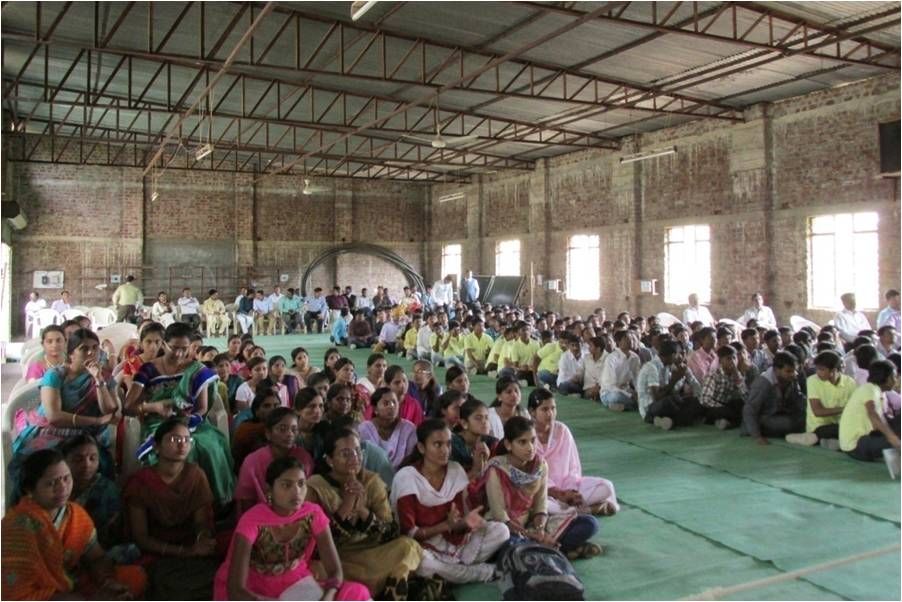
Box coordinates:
[1,498,146,600]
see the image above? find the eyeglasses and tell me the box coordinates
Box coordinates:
[335,448,363,460]
[166,435,193,445]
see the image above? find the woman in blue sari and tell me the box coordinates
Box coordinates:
[10,329,119,505]
[124,322,235,506]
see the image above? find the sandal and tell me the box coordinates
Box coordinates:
[566,542,605,560]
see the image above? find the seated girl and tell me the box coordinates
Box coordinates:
[294,386,327,461]
[445,365,480,407]
[324,347,342,372]
[390,419,509,584]
[2,449,146,600]
[234,357,268,414]
[123,418,221,599]
[60,434,126,551]
[479,416,602,560]
[325,382,355,423]
[213,353,244,415]
[408,359,441,414]
[235,341,257,380]
[124,322,235,507]
[332,358,366,421]
[12,329,119,501]
[25,324,66,383]
[232,390,281,470]
[839,360,901,461]
[359,387,418,470]
[528,388,620,516]
[307,427,422,598]
[269,355,301,407]
[433,389,464,430]
[487,376,529,440]
[119,323,165,391]
[385,364,425,426]
[289,346,318,386]
[215,456,370,601]
[235,408,314,516]
[451,398,499,479]
[356,352,388,402]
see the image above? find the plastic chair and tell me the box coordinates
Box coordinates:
[61,308,88,322]
[95,323,138,357]
[656,312,683,328]
[32,308,62,338]
[20,347,43,378]
[790,315,821,333]
[2,381,42,514]
[208,388,230,442]
[89,307,118,330]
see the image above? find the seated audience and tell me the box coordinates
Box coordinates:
[232,390,281,470]
[700,345,748,430]
[487,376,529,439]
[599,330,641,411]
[637,339,702,430]
[359,387,418,469]
[556,334,586,396]
[786,350,856,449]
[25,324,66,383]
[839,360,901,461]
[742,351,806,444]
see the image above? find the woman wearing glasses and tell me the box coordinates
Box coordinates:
[306,426,422,600]
[123,418,221,599]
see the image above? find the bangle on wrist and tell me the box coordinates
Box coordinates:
[71,413,78,427]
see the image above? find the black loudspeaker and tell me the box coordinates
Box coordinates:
[878,120,900,176]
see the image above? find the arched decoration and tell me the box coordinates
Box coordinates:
[300,243,426,297]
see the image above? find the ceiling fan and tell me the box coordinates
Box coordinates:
[402,94,481,149]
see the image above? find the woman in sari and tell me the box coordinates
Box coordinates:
[385,365,425,426]
[235,408,314,516]
[289,346,318,386]
[25,324,66,383]
[270,354,301,406]
[2,449,146,600]
[124,418,221,600]
[478,416,602,560]
[390,419,509,584]
[295,386,327,461]
[325,382,354,423]
[232,389,281,470]
[124,322,235,507]
[307,427,422,598]
[529,388,620,516]
[356,353,388,404]
[60,434,124,550]
[359,387,418,469]
[151,291,176,327]
[331,357,368,421]
[215,456,370,600]
[12,329,118,500]
[450,398,498,479]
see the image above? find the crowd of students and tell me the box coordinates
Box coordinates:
[5,281,899,600]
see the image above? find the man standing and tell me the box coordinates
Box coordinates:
[178,287,201,330]
[202,289,231,336]
[738,293,777,330]
[461,270,480,308]
[112,275,142,323]
[682,293,715,328]
[420,285,437,312]
[433,275,454,309]
[833,292,871,347]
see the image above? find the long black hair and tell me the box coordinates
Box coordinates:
[399,418,451,468]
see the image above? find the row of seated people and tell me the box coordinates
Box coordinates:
[5,319,618,600]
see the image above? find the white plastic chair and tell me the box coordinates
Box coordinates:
[95,323,138,358]
[32,308,62,338]
[20,348,43,378]
[61,308,88,321]
[208,388,230,443]
[790,315,821,333]
[89,307,118,331]
[656,312,683,328]
[2,381,42,514]
[119,416,144,479]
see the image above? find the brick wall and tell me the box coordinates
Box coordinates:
[9,154,429,334]
[427,73,901,325]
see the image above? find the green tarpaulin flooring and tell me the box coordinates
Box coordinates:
[215,334,902,600]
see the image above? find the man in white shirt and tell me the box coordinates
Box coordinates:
[417,313,436,361]
[24,291,48,338]
[599,330,641,411]
[682,293,716,327]
[582,336,608,400]
[51,290,72,314]
[268,286,284,333]
[738,293,777,329]
[432,275,454,309]
[833,292,871,346]
[876,289,900,332]
[556,335,585,396]
[253,290,275,335]
[178,287,201,330]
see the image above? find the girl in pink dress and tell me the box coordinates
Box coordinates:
[528,388,620,516]
[215,456,370,600]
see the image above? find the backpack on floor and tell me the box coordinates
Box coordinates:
[497,541,585,601]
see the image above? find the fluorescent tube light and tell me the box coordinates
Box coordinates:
[619,146,677,165]
[351,0,379,21]
[195,143,213,161]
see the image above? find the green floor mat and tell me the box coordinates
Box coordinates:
[208,334,901,600]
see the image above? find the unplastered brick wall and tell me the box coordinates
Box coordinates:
[428,73,900,324]
[9,153,430,335]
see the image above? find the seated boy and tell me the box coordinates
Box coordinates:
[599,330,641,410]
[556,334,585,396]
[742,351,806,444]
[348,310,375,349]
[535,330,564,390]
[463,318,493,374]
[700,345,748,430]
[401,314,422,359]
[330,307,350,346]
[638,339,702,430]
[785,350,855,449]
